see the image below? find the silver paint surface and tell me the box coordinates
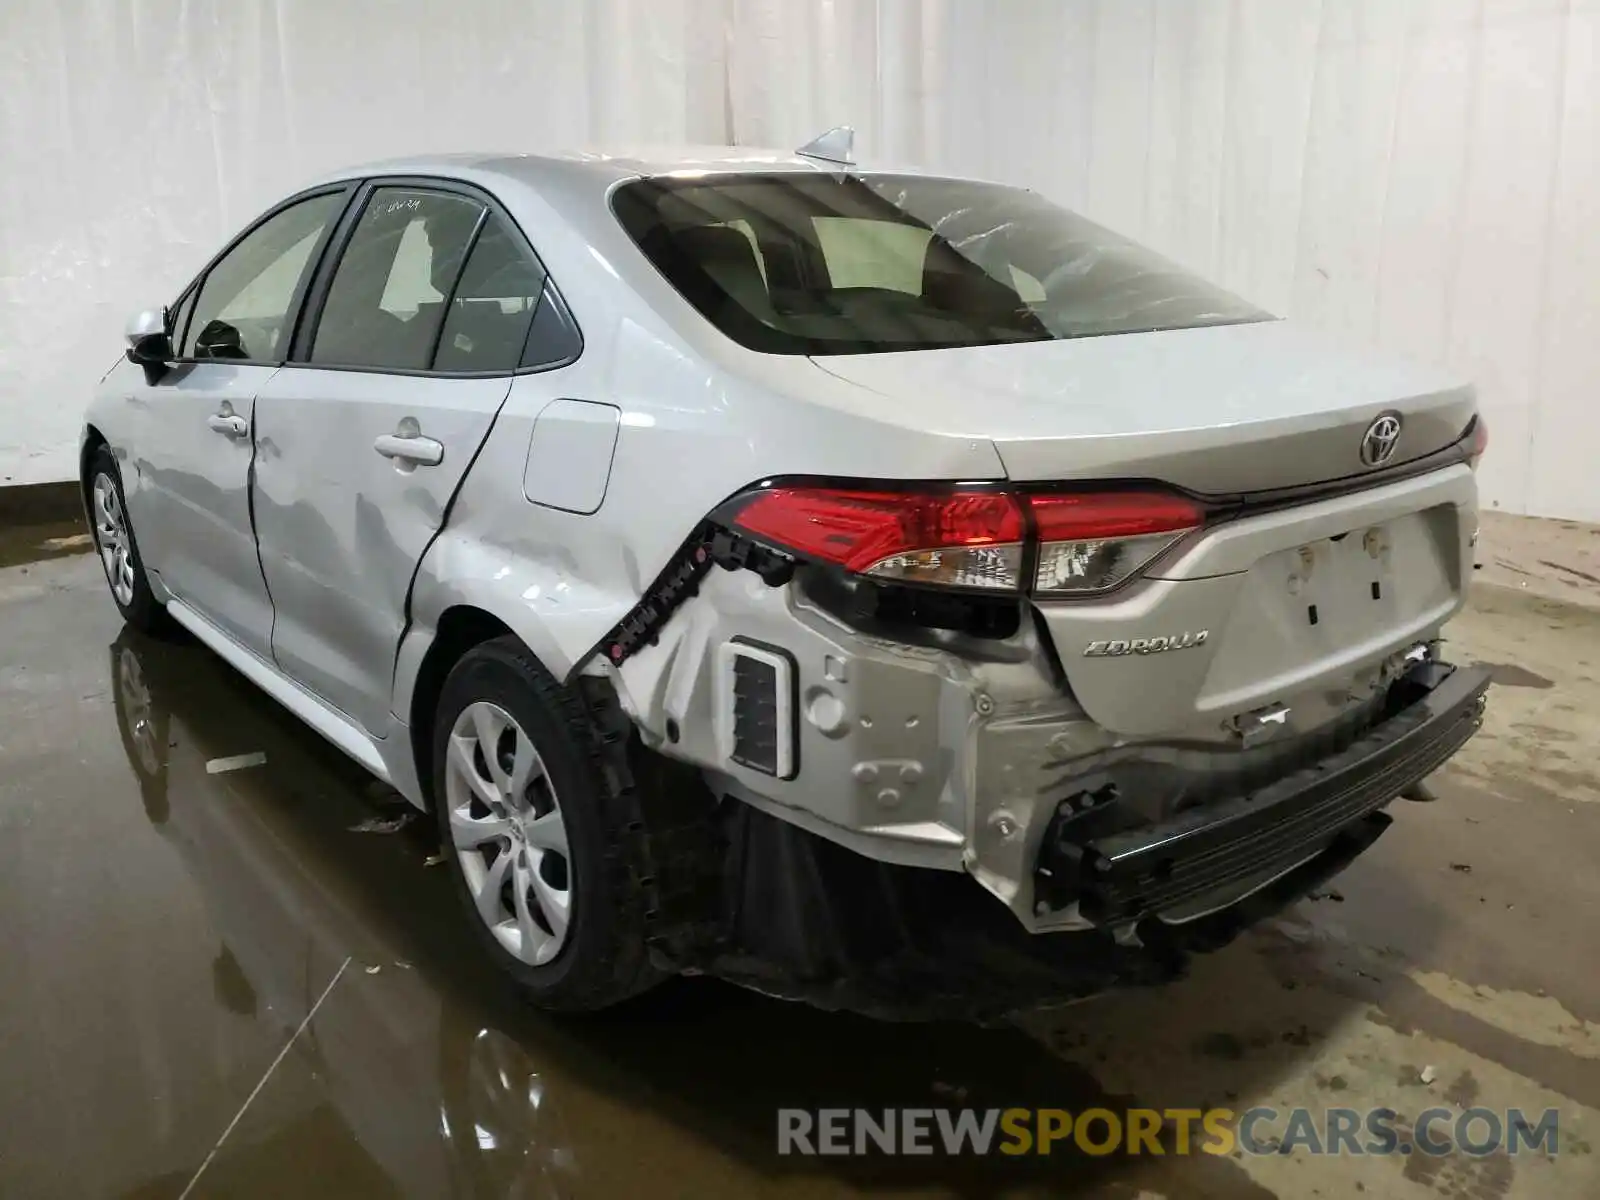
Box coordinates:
[82,148,1480,909]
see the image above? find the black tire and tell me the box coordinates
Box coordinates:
[431,635,664,1011]
[86,446,172,635]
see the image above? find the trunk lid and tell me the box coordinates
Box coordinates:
[1027,465,1477,738]
[809,320,1475,495]
[812,321,1479,740]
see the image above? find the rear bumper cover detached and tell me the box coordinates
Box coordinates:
[651,659,1489,1021]
[1040,661,1492,927]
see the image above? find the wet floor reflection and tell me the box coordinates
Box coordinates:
[68,625,1286,1200]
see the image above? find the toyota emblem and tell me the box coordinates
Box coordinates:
[1360,412,1403,467]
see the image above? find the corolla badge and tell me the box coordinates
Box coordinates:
[1084,631,1209,658]
[1360,411,1403,467]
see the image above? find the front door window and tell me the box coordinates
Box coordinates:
[182,193,344,362]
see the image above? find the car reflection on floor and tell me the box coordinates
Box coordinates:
[105,626,1261,1200]
[109,629,577,1197]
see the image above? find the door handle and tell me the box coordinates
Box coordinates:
[207,413,250,438]
[374,433,444,466]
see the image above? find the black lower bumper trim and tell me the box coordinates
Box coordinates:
[1077,663,1491,925]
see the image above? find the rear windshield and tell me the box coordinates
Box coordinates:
[612,173,1270,355]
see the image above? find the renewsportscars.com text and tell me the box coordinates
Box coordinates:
[777,1106,1561,1158]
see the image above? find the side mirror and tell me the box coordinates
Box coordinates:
[125,308,173,382]
[193,318,246,360]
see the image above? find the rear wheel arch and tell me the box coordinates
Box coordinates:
[408,605,516,807]
[429,631,664,1008]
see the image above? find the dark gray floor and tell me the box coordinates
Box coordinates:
[1,541,1597,1199]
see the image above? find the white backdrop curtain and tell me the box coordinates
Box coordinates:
[3,0,1596,521]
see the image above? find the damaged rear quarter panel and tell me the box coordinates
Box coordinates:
[393,312,1005,734]
[609,566,1119,923]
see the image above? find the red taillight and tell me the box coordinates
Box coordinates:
[724,484,1203,595]
[727,487,1026,591]
[1468,416,1488,470]
[1028,491,1204,595]
[1028,492,1206,542]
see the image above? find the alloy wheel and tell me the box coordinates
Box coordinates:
[444,701,573,966]
[92,472,137,607]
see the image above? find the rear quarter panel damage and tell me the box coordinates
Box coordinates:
[392,312,1005,737]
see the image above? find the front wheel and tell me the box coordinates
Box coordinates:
[87,447,170,634]
[431,636,663,1011]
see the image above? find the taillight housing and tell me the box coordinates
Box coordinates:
[1467,415,1488,470]
[1029,491,1204,595]
[718,483,1203,598]
[726,487,1027,591]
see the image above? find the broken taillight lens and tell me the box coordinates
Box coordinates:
[1468,416,1488,470]
[722,484,1202,596]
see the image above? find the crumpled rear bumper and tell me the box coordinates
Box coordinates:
[673,662,1488,1021]
[1047,661,1491,926]
[665,776,1406,1023]
[619,566,1491,1017]
[615,564,1489,940]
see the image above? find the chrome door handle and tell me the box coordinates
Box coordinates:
[374,433,444,466]
[207,413,249,438]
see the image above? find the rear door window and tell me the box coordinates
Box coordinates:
[310,188,484,371]
[433,213,547,373]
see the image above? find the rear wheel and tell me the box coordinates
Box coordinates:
[431,636,663,1010]
[87,447,170,634]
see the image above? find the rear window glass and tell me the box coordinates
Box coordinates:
[613,174,1269,355]
[433,213,547,373]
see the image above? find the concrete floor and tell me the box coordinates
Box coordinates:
[1,532,1597,1199]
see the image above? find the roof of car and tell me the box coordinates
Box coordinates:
[309,144,952,190]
